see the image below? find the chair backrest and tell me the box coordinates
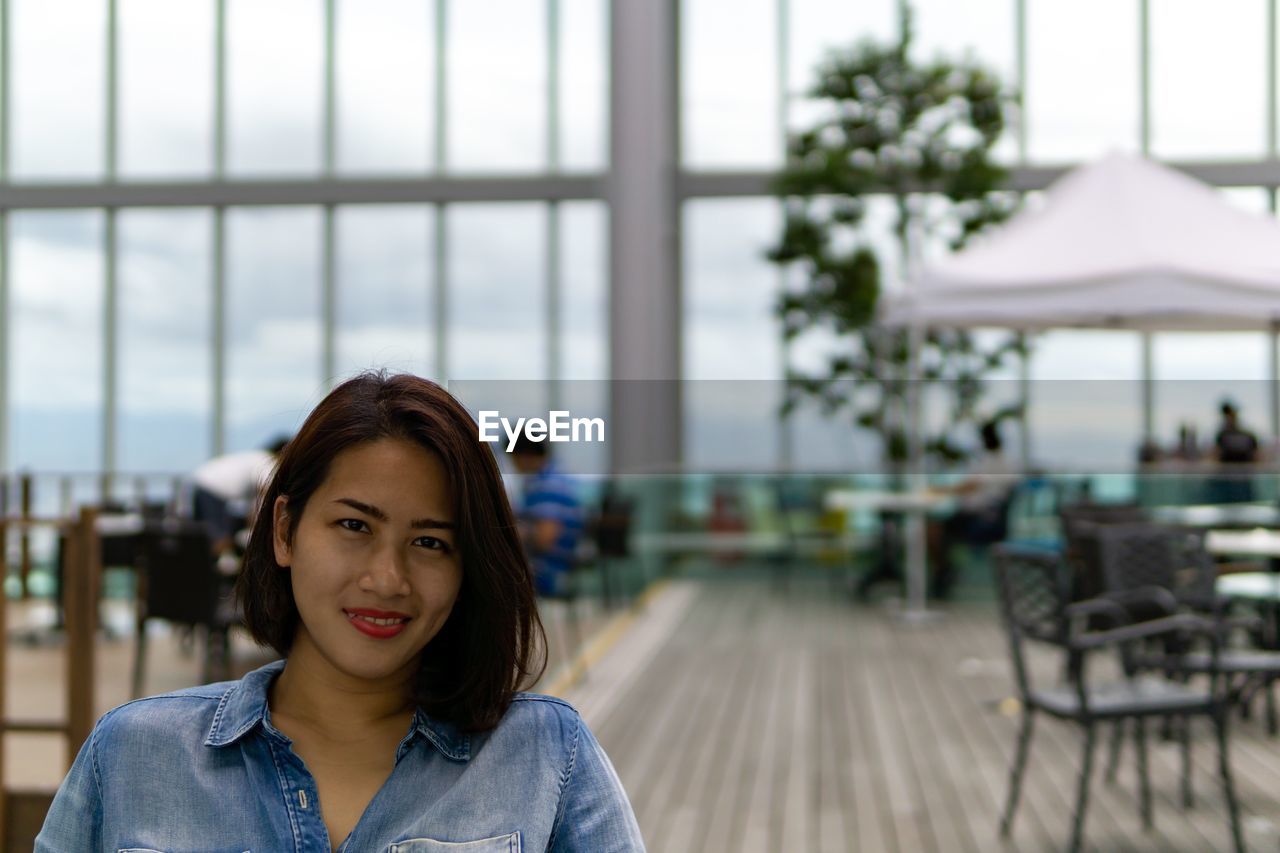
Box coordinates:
[993,544,1071,699]
[1095,522,1217,608]
[136,520,218,627]
[593,492,634,559]
[1059,502,1150,602]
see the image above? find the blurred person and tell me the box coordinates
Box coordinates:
[927,420,1018,600]
[509,433,584,598]
[36,373,644,852]
[185,435,289,552]
[1209,400,1259,503]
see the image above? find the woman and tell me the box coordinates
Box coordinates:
[37,373,644,852]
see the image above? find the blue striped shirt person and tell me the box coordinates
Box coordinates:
[510,435,583,597]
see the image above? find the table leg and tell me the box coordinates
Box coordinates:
[900,508,943,624]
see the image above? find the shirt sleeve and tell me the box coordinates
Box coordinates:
[35,726,103,852]
[548,717,645,852]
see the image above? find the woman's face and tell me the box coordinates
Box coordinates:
[273,437,463,687]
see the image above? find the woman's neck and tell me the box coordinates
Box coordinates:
[269,646,416,739]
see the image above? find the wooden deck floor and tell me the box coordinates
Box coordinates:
[565,574,1280,852]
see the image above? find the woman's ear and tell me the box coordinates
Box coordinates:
[272,496,293,568]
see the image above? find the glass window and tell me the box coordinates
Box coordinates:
[913,0,1013,77]
[1025,0,1139,162]
[558,201,607,380]
[1154,332,1269,453]
[447,0,547,172]
[684,198,783,470]
[558,0,607,171]
[336,0,434,174]
[913,0,1016,161]
[119,0,215,178]
[335,205,434,379]
[11,0,106,180]
[684,0,779,169]
[118,209,213,472]
[10,212,104,471]
[787,0,896,134]
[1151,1,1266,160]
[446,203,546,380]
[225,207,323,451]
[1028,330,1141,471]
[1220,186,1271,215]
[226,0,324,175]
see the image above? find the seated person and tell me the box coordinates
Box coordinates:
[185,436,288,552]
[509,435,584,597]
[36,373,643,851]
[927,421,1018,599]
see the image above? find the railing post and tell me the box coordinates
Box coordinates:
[64,506,99,757]
[18,473,30,600]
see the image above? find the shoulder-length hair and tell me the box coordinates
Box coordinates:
[236,372,547,732]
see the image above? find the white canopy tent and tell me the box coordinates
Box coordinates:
[884,152,1280,448]
[886,152,1280,332]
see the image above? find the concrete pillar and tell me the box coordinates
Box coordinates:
[607,0,682,474]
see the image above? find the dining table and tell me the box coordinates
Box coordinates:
[824,487,955,622]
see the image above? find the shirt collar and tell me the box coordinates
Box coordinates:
[204,659,471,763]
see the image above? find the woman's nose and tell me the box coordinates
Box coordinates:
[359,544,411,597]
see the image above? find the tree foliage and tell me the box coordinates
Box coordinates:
[767,8,1026,466]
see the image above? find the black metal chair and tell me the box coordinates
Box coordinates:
[132,519,239,696]
[1059,502,1149,605]
[591,486,634,609]
[993,543,1244,853]
[1094,523,1280,784]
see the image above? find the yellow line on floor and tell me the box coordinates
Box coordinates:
[543,579,671,698]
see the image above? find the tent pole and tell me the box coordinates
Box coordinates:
[1141,330,1155,442]
[1018,330,1031,471]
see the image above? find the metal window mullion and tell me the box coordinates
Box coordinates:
[1139,0,1150,155]
[323,0,337,390]
[1,0,9,473]
[215,0,227,177]
[776,0,792,470]
[106,0,118,179]
[322,205,336,387]
[434,207,447,383]
[0,0,9,181]
[324,0,336,175]
[0,211,9,472]
[1016,0,1027,163]
[213,0,227,455]
[435,0,447,173]
[433,1,447,383]
[547,201,560,406]
[1138,0,1153,443]
[548,0,560,172]
[103,211,117,493]
[212,208,226,455]
[1269,0,1277,159]
[103,0,118,492]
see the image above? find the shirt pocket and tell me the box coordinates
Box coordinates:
[387,832,521,853]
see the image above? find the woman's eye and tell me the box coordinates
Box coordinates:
[337,518,369,533]
[414,535,452,554]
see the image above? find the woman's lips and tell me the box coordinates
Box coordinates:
[344,609,411,639]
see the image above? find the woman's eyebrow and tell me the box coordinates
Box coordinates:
[334,497,455,529]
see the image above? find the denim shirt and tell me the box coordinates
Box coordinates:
[36,660,644,852]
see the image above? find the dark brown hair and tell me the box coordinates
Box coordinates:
[236,371,547,732]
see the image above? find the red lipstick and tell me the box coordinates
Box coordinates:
[344,608,412,639]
